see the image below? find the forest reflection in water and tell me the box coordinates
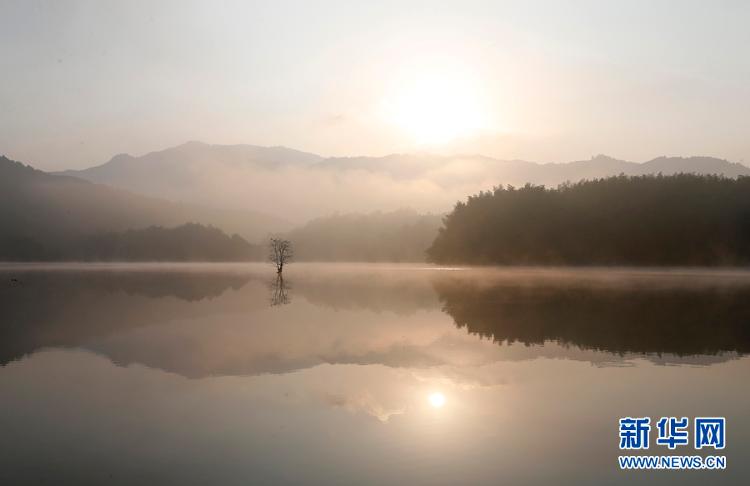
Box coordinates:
[434,271,750,357]
[1,263,749,372]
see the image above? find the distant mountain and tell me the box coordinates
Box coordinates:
[285,209,443,262]
[59,141,323,216]
[0,155,289,260]
[642,155,750,177]
[61,143,750,222]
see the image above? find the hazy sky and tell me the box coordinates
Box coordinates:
[1,0,749,170]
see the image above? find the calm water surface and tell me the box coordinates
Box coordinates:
[1,263,749,485]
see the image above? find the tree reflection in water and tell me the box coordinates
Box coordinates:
[433,276,750,357]
[269,274,291,306]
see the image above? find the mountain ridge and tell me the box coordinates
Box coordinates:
[62,143,749,175]
[54,142,750,223]
[0,155,290,251]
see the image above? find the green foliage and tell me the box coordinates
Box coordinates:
[428,174,750,265]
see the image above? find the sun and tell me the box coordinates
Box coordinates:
[428,392,446,408]
[381,67,487,145]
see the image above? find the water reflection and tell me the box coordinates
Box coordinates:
[0,269,254,366]
[1,264,749,485]
[269,274,291,306]
[2,265,750,373]
[434,273,750,357]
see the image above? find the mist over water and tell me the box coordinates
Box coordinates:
[1,263,748,484]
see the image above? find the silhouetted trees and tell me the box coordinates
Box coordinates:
[269,238,293,273]
[428,174,750,265]
[79,223,260,261]
[0,223,261,262]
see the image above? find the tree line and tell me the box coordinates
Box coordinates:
[0,223,261,262]
[428,174,750,265]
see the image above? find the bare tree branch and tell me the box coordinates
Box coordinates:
[268,238,294,273]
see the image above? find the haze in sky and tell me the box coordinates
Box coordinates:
[1,0,749,170]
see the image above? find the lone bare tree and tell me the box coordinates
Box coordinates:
[269,238,293,274]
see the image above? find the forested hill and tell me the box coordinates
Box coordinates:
[75,223,261,262]
[428,174,750,266]
[1,223,260,262]
[0,155,288,248]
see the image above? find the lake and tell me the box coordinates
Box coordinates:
[1,263,748,485]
